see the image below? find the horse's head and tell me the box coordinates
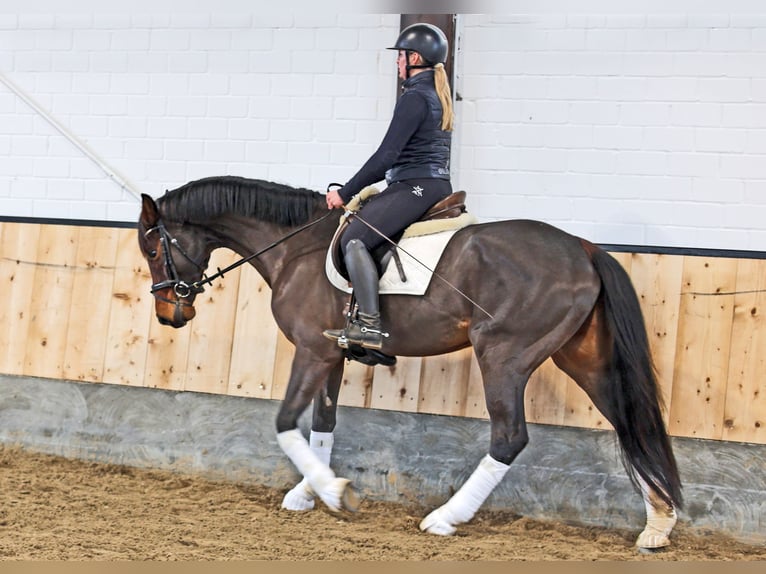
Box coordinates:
[138,194,211,328]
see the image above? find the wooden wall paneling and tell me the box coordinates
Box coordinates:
[463,350,489,420]
[269,330,296,402]
[102,229,154,387]
[722,258,766,443]
[628,252,684,424]
[183,249,242,394]
[338,360,374,409]
[62,226,120,382]
[670,256,738,440]
[23,225,79,379]
[0,223,41,375]
[416,348,473,416]
[369,356,422,413]
[143,310,192,392]
[526,360,567,426]
[227,268,281,398]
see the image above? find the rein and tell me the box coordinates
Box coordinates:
[146,210,334,299]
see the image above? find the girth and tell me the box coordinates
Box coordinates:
[329,190,467,281]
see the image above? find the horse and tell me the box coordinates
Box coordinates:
[137,175,683,550]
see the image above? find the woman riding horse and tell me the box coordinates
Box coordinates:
[323,23,455,350]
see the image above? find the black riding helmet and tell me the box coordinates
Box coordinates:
[388,22,448,77]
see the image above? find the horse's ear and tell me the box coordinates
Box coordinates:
[140,193,160,228]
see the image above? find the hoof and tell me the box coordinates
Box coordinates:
[636,509,676,550]
[341,481,362,512]
[281,480,315,512]
[419,508,456,536]
[636,528,672,550]
[318,478,357,513]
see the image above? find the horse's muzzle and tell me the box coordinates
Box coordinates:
[153,290,196,328]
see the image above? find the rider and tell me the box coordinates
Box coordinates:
[323,22,455,351]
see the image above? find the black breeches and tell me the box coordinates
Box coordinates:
[340,178,452,256]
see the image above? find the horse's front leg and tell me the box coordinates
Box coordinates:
[281,360,344,511]
[276,353,357,513]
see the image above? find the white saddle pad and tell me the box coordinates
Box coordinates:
[324,212,477,296]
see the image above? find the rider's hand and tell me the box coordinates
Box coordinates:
[326,189,345,210]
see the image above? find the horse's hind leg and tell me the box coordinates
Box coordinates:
[551,306,677,550]
[420,354,529,535]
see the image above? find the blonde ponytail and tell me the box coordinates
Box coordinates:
[434,63,454,132]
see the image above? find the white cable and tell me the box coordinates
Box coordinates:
[0,71,143,200]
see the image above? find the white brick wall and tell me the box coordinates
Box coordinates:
[455,12,766,251]
[1,5,765,251]
[0,10,400,222]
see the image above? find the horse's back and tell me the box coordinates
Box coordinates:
[446,218,596,276]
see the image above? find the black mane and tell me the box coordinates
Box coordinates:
[157,176,324,226]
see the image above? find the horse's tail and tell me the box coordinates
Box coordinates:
[585,242,683,510]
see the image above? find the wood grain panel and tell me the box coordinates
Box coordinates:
[338,360,374,409]
[1,223,765,446]
[670,256,738,440]
[144,314,191,392]
[62,226,120,382]
[23,225,79,379]
[0,223,41,375]
[628,252,684,422]
[183,249,241,395]
[462,351,489,420]
[722,258,766,443]
[417,348,473,417]
[369,356,422,413]
[228,267,281,398]
[526,359,567,427]
[102,229,153,387]
[270,330,296,402]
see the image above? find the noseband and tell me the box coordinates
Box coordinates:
[144,220,207,307]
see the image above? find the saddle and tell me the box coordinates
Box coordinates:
[329,189,468,281]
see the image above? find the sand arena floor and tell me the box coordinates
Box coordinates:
[0,446,763,561]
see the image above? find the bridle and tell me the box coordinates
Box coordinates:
[143,210,335,307]
[144,219,208,307]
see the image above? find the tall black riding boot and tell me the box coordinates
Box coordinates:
[323,239,388,350]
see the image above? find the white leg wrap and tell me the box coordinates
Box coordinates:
[277,428,348,512]
[420,454,510,536]
[635,475,677,549]
[281,431,334,511]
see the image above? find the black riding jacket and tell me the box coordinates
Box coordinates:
[338,70,452,204]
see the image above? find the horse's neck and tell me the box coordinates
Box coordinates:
[211,212,333,285]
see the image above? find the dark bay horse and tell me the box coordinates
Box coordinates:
[137,175,683,549]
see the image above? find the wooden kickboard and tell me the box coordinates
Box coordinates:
[102,229,154,387]
[183,248,241,395]
[722,258,766,444]
[227,267,281,398]
[670,256,738,440]
[23,225,79,379]
[62,226,120,382]
[0,223,41,375]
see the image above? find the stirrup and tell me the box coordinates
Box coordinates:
[339,326,389,350]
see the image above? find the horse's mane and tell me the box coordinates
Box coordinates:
[157,176,323,226]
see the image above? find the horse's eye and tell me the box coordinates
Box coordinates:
[148,249,158,259]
